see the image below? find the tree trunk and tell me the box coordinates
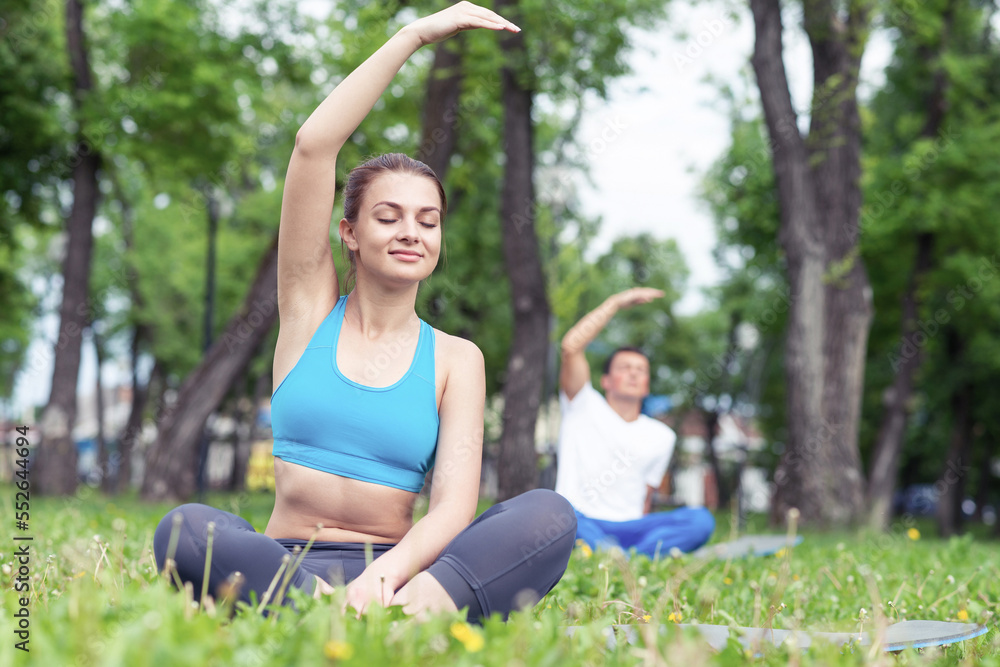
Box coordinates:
[495,0,550,501]
[105,171,149,494]
[34,0,100,496]
[416,37,464,183]
[937,382,972,537]
[140,236,279,501]
[706,310,744,509]
[230,370,267,492]
[867,234,934,528]
[867,3,953,531]
[702,409,725,509]
[222,359,250,492]
[971,433,992,523]
[108,333,153,494]
[93,326,107,484]
[750,0,872,526]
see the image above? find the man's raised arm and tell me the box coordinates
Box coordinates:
[559,287,664,400]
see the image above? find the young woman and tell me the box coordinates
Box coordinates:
[153,2,576,622]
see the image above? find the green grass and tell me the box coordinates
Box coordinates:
[2,485,998,665]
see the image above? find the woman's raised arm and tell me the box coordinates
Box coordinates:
[276,2,519,322]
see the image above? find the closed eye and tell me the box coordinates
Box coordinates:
[378,218,397,223]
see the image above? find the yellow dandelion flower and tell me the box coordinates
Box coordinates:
[323,640,354,660]
[723,577,733,585]
[451,622,472,642]
[575,539,593,558]
[793,574,800,581]
[957,609,969,621]
[668,612,682,623]
[450,622,484,652]
[907,528,920,541]
[775,548,787,558]
[641,615,652,623]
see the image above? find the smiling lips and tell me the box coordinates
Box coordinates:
[390,250,422,262]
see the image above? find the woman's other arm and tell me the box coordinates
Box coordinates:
[344,335,485,614]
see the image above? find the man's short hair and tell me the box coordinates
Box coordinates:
[602,346,649,375]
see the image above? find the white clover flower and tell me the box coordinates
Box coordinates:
[429,634,448,653]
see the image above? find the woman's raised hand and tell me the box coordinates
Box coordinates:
[406,1,520,47]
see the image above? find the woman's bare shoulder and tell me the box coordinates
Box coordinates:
[433,328,484,361]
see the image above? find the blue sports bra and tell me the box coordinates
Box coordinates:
[270,294,439,492]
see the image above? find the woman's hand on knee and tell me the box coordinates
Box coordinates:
[405,1,519,47]
[343,571,393,618]
[388,571,458,620]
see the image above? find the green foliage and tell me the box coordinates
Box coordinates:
[3,489,999,665]
[517,0,669,101]
[0,0,68,390]
[858,0,1000,483]
[0,0,67,232]
[0,240,37,399]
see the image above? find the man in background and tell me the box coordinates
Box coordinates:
[555,287,715,557]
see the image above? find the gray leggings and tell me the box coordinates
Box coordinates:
[153,489,576,622]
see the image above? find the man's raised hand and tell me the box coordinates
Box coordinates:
[611,287,666,309]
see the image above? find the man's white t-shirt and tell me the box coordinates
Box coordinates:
[555,382,675,521]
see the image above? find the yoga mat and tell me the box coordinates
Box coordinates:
[567,619,988,652]
[691,534,804,559]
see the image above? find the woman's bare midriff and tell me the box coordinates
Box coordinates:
[264,458,417,543]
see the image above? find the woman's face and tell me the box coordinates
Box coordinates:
[342,171,443,286]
